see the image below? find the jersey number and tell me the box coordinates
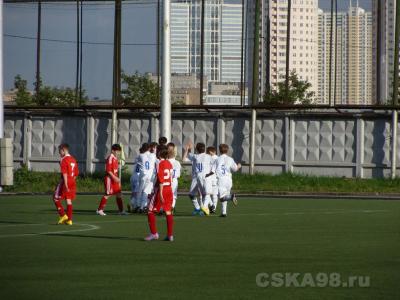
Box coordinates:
[163,169,173,181]
[145,161,150,170]
[196,163,203,172]
[70,163,75,177]
[221,165,226,175]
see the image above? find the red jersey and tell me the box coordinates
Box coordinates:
[60,154,79,186]
[106,154,119,178]
[55,154,78,200]
[158,159,173,187]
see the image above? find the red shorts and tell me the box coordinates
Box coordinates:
[104,176,121,195]
[148,186,173,213]
[54,183,76,200]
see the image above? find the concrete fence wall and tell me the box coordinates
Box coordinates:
[4,109,399,178]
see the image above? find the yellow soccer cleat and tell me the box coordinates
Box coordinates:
[65,220,73,226]
[57,214,68,225]
[200,206,210,216]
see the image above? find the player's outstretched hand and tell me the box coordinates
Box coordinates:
[237,163,242,169]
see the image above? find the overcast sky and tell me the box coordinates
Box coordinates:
[4,0,373,100]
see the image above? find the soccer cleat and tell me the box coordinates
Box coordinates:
[118,211,129,215]
[192,209,204,216]
[144,233,159,241]
[163,236,174,242]
[96,210,107,216]
[200,206,210,216]
[65,220,73,225]
[231,193,238,206]
[220,214,227,218]
[57,214,68,225]
[209,205,216,214]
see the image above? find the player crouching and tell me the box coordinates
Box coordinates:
[96,144,127,216]
[53,143,79,225]
[144,145,174,241]
[215,144,241,217]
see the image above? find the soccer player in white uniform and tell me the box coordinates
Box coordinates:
[128,147,142,213]
[137,143,156,213]
[206,146,218,214]
[167,142,181,210]
[215,143,241,217]
[183,142,213,216]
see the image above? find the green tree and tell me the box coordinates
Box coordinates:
[13,75,87,107]
[121,71,160,106]
[14,75,33,106]
[264,70,314,105]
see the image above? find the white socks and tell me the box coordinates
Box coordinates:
[202,195,211,208]
[192,197,200,210]
[212,194,218,209]
[221,201,227,215]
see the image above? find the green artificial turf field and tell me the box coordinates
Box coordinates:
[0,195,399,300]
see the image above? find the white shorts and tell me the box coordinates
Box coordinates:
[130,174,140,193]
[139,175,153,195]
[210,174,218,196]
[217,177,232,199]
[189,176,212,196]
[172,178,178,200]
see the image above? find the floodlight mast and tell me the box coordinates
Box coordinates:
[160,0,171,141]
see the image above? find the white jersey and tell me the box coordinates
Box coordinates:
[169,158,182,180]
[188,153,213,178]
[215,154,238,179]
[137,151,156,178]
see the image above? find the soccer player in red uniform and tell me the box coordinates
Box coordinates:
[53,143,79,225]
[96,144,126,216]
[145,145,174,241]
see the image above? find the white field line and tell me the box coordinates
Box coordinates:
[0,223,100,238]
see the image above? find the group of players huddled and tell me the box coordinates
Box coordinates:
[52,137,241,241]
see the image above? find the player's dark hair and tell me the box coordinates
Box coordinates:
[206,146,216,154]
[141,142,150,152]
[158,136,168,145]
[157,145,169,159]
[58,143,69,151]
[219,144,229,154]
[195,142,206,154]
[111,144,122,151]
[149,142,158,153]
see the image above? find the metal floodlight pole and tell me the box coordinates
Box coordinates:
[285,0,292,98]
[79,0,83,101]
[35,0,42,96]
[157,0,160,91]
[393,0,400,105]
[376,0,381,104]
[112,0,121,107]
[160,0,171,141]
[0,0,3,138]
[75,0,80,106]
[249,0,261,175]
[328,0,334,107]
[199,0,205,106]
[240,0,245,106]
[334,0,337,106]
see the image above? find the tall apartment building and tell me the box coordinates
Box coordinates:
[170,0,243,83]
[372,0,397,103]
[318,3,373,105]
[247,0,318,102]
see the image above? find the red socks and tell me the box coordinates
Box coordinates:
[54,199,65,216]
[98,196,107,211]
[166,214,174,237]
[116,197,124,212]
[67,204,73,221]
[148,212,157,234]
